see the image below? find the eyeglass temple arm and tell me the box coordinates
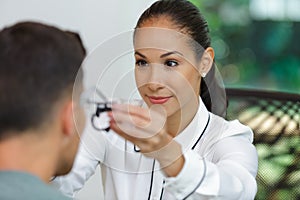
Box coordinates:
[95,88,108,102]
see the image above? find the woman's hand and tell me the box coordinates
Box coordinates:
[108,104,185,177]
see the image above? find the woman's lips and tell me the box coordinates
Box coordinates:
[148,96,171,104]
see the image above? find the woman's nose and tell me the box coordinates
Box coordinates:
[147,82,164,91]
[147,64,165,91]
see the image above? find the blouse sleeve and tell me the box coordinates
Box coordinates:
[164,134,258,199]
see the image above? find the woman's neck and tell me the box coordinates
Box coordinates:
[166,97,199,138]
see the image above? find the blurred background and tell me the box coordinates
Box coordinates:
[190,0,300,94]
[190,1,300,199]
[190,1,300,200]
[1,0,299,199]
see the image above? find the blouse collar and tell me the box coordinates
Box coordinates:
[174,97,210,150]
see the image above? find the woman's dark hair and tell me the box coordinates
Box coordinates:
[135,0,226,117]
[0,22,86,139]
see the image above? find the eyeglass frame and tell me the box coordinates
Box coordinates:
[80,88,143,132]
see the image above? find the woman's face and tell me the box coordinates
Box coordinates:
[134,18,203,117]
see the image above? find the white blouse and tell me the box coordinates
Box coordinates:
[52,99,258,200]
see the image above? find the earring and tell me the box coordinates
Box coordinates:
[201,72,206,78]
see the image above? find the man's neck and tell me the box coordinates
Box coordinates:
[0,133,58,183]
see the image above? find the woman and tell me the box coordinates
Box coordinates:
[53,0,258,199]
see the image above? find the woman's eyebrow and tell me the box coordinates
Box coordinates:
[134,51,146,58]
[134,50,184,58]
[160,51,183,58]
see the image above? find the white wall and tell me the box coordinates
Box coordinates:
[0,0,156,199]
[0,0,156,51]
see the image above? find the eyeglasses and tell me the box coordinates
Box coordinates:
[80,87,143,132]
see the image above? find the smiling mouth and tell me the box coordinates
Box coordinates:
[147,96,172,104]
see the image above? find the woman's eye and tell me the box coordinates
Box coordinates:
[136,59,148,67]
[165,60,178,67]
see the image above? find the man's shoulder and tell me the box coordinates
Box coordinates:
[0,171,70,200]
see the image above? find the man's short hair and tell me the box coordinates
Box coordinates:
[0,22,86,139]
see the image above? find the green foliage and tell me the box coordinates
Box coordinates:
[189,0,300,94]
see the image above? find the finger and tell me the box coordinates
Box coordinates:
[109,120,153,140]
[111,120,179,161]
[111,104,167,127]
[110,120,169,154]
[110,105,167,137]
[112,104,150,121]
[110,110,166,138]
[111,105,167,128]
[108,110,150,129]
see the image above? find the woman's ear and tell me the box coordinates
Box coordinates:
[200,47,214,78]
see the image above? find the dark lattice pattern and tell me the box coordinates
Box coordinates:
[226,88,300,200]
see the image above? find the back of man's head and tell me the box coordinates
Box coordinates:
[0,22,86,139]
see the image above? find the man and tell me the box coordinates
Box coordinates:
[0,22,86,199]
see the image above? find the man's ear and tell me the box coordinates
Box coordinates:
[61,101,75,138]
[200,47,214,78]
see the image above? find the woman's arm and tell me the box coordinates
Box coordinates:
[164,135,258,200]
[109,104,258,199]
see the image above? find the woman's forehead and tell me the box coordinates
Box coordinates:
[134,27,197,54]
